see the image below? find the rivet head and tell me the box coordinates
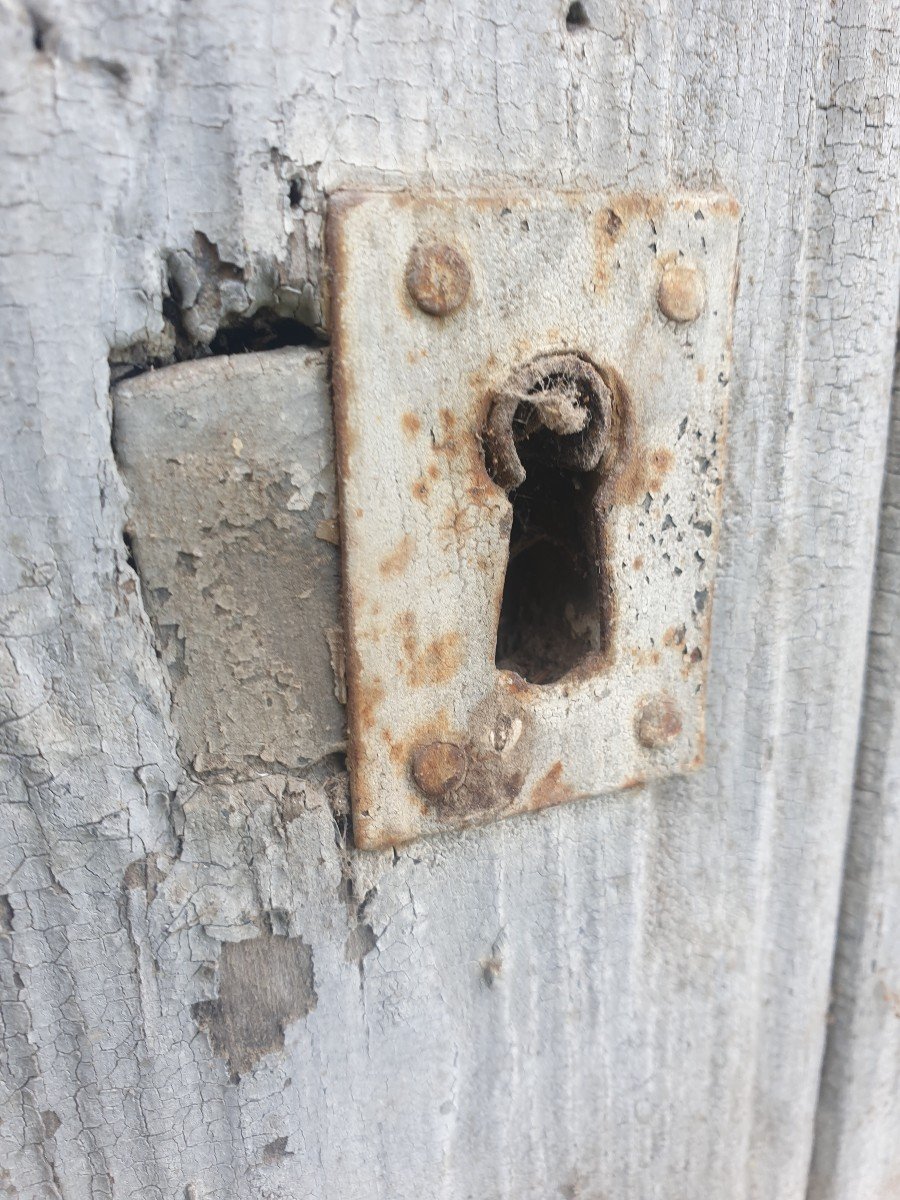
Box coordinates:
[411,740,468,798]
[635,694,683,749]
[405,243,471,316]
[657,263,705,323]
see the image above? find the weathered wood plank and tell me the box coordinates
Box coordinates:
[0,1,897,1197]
[808,341,900,1200]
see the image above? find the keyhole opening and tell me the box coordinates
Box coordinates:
[483,355,621,686]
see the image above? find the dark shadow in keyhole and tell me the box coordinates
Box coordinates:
[494,446,609,685]
[484,354,622,686]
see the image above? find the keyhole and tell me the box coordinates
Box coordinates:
[483,354,623,685]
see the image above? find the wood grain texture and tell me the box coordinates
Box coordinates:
[0,1,897,1198]
[808,341,900,1200]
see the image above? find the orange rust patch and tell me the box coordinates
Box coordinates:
[379,533,414,578]
[612,450,648,505]
[410,740,468,798]
[499,671,534,699]
[594,207,624,291]
[405,243,471,316]
[411,477,431,503]
[614,444,674,505]
[395,612,463,688]
[355,677,385,732]
[401,412,422,438]
[527,761,574,812]
[628,646,661,667]
[707,194,740,218]
[431,409,463,457]
[621,775,646,791]
[635,694,682,748]
[408,632,463,687]
[607,193,665,222]
[382,709,454,771]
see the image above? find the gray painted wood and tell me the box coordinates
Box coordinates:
[0,1,898,1197]
[808,341,900,1200]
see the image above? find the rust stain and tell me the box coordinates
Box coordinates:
[395,612,463,687]
[378,533,414,578]
[607,193,665,222]
[431,408,462,456]
[499,670,536,699]
[401,412,422,437]
[382,709,453,769]
[325,192,373,846]
[326,193,363,467]
[419,693,534,821]
[621,775,646,790]
[352,811,392,851]
[355,676,385,731]
[629,646,661,667]
[527,761,574,812]
[635,694,682,748]
[649,447,673,480]
[613,444,674,506]
[411,476,431,503]
[405,242,471,317]
[594,207,625,291]
[406,631,463,687]
[632,555,644,571]
[706,194,741,218]
[410,740,468,798]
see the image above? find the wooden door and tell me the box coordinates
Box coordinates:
[0,2,897,1196]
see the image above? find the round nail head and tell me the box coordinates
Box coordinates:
[657,264,705,323]
[635,694,683,749]
[405,243,471,316]
[411,740,468,798]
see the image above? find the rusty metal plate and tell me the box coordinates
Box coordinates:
[328,191,739,849]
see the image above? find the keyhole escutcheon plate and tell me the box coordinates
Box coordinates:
[328,190,740,849]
